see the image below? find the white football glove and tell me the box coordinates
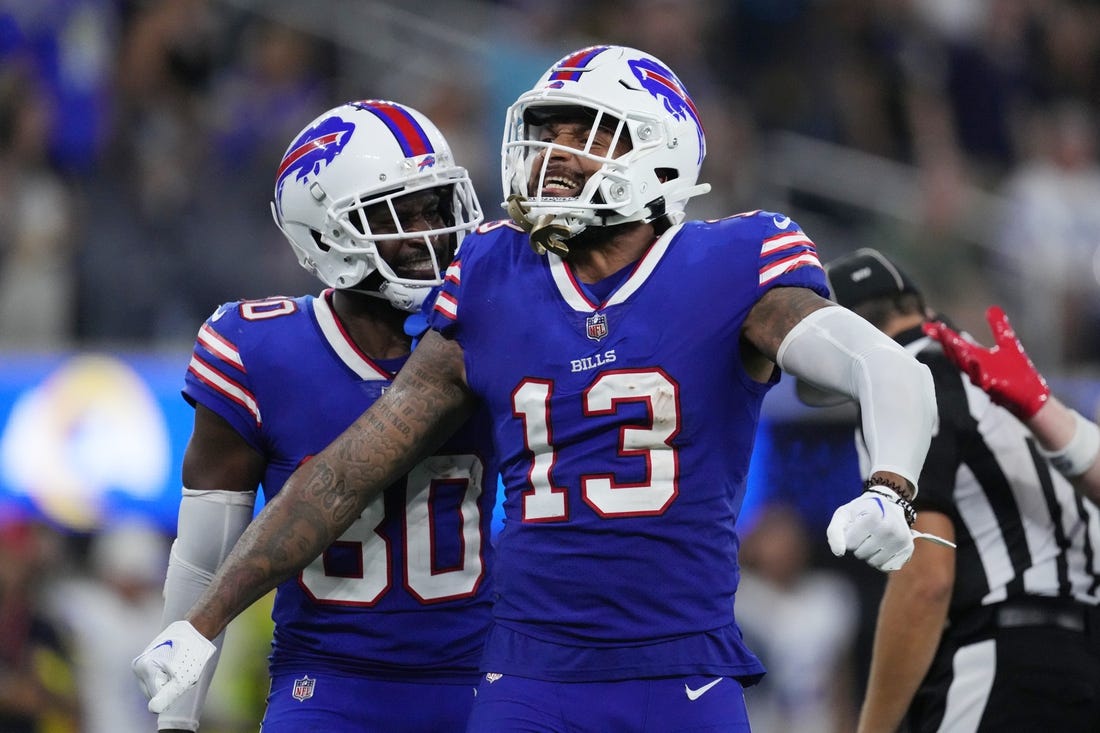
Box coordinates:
[826,487,915,572]
[132,620,217,713]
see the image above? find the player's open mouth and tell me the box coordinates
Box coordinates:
[539,176,581,197]
[395,257,435,278]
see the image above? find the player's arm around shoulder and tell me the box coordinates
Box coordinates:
[381,328,478,449]
[139,328,478,718]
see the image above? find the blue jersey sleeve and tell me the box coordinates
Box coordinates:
[182,301,265,453]
[726,209,830,298]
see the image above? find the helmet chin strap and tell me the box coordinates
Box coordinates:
[343,281,426,313]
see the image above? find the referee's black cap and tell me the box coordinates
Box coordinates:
[825,248,922,309]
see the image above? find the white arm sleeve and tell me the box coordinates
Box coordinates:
[776,306,937,493]
[157,488,256,731]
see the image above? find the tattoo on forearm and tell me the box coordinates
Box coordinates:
[191,332,474,639]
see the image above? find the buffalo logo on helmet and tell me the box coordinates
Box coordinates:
[628,58,705,164]
[274,115,356,212]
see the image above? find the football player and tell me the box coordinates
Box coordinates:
[135,100,496,732]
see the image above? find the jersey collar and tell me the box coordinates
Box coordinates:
[547,223,683,312]
[312,290,395,381]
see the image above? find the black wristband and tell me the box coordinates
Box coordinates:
[864,487,917,527]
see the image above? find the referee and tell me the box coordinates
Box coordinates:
[807,248,1100,732]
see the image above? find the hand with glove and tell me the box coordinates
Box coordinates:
[923,306,1050,419]
[826,482,916,572]
[132,620,217,714]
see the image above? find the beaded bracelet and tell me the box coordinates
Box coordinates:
[864,475,915,501]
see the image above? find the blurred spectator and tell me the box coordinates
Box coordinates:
[0,64,77,349]
[0,514,80,733]
[932,0,1036,179]
[186,17,334,312]
[77,4,328,344]
[736,502,860,733]
[995,99,1100,369]
[1031,2,1100,106]
[75,0,225,343]
[46,519,168,733]
[0,1,118,174]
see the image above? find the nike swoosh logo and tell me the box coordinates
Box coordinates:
[153,640,174,651]
[772,215,791,229]
[685,677,723,701]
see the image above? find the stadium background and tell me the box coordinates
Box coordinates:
[4,1,1100,730]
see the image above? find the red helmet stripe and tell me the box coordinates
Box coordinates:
[276,131,343,181]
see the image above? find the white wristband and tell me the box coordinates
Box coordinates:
[1038,409,1100,478]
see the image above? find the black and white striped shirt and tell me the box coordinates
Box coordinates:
[857,326,1100,617]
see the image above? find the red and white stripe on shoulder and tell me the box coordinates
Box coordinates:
[197,323,245,371]
[434,290,458,320]
[433,259,461,320]
[758,231,822,286]
[444,260,461,286]
[187,354,261,425]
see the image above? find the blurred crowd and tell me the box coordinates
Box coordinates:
[3,0,1100,373]
[0,513,271,733]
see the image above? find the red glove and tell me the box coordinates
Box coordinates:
[922,306,1050,419]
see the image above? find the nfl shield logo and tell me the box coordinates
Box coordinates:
[292,675,316,702]
[586,312,608,341]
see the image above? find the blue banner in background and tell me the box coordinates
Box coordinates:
[0,352,194,532]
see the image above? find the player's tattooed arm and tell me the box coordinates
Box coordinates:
[741,286,833,373]
[187,330,476,640]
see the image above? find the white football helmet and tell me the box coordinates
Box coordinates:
[502,45,711,252]
[272,100,482,311]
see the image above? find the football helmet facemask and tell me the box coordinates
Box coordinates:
[272,100,482,311]
[502,45,711,255]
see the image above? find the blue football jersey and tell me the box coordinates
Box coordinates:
[428,211,828,681]
[183,290,496,681]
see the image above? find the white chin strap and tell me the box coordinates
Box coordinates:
[375,281,432,312]
[345,281,433,313]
